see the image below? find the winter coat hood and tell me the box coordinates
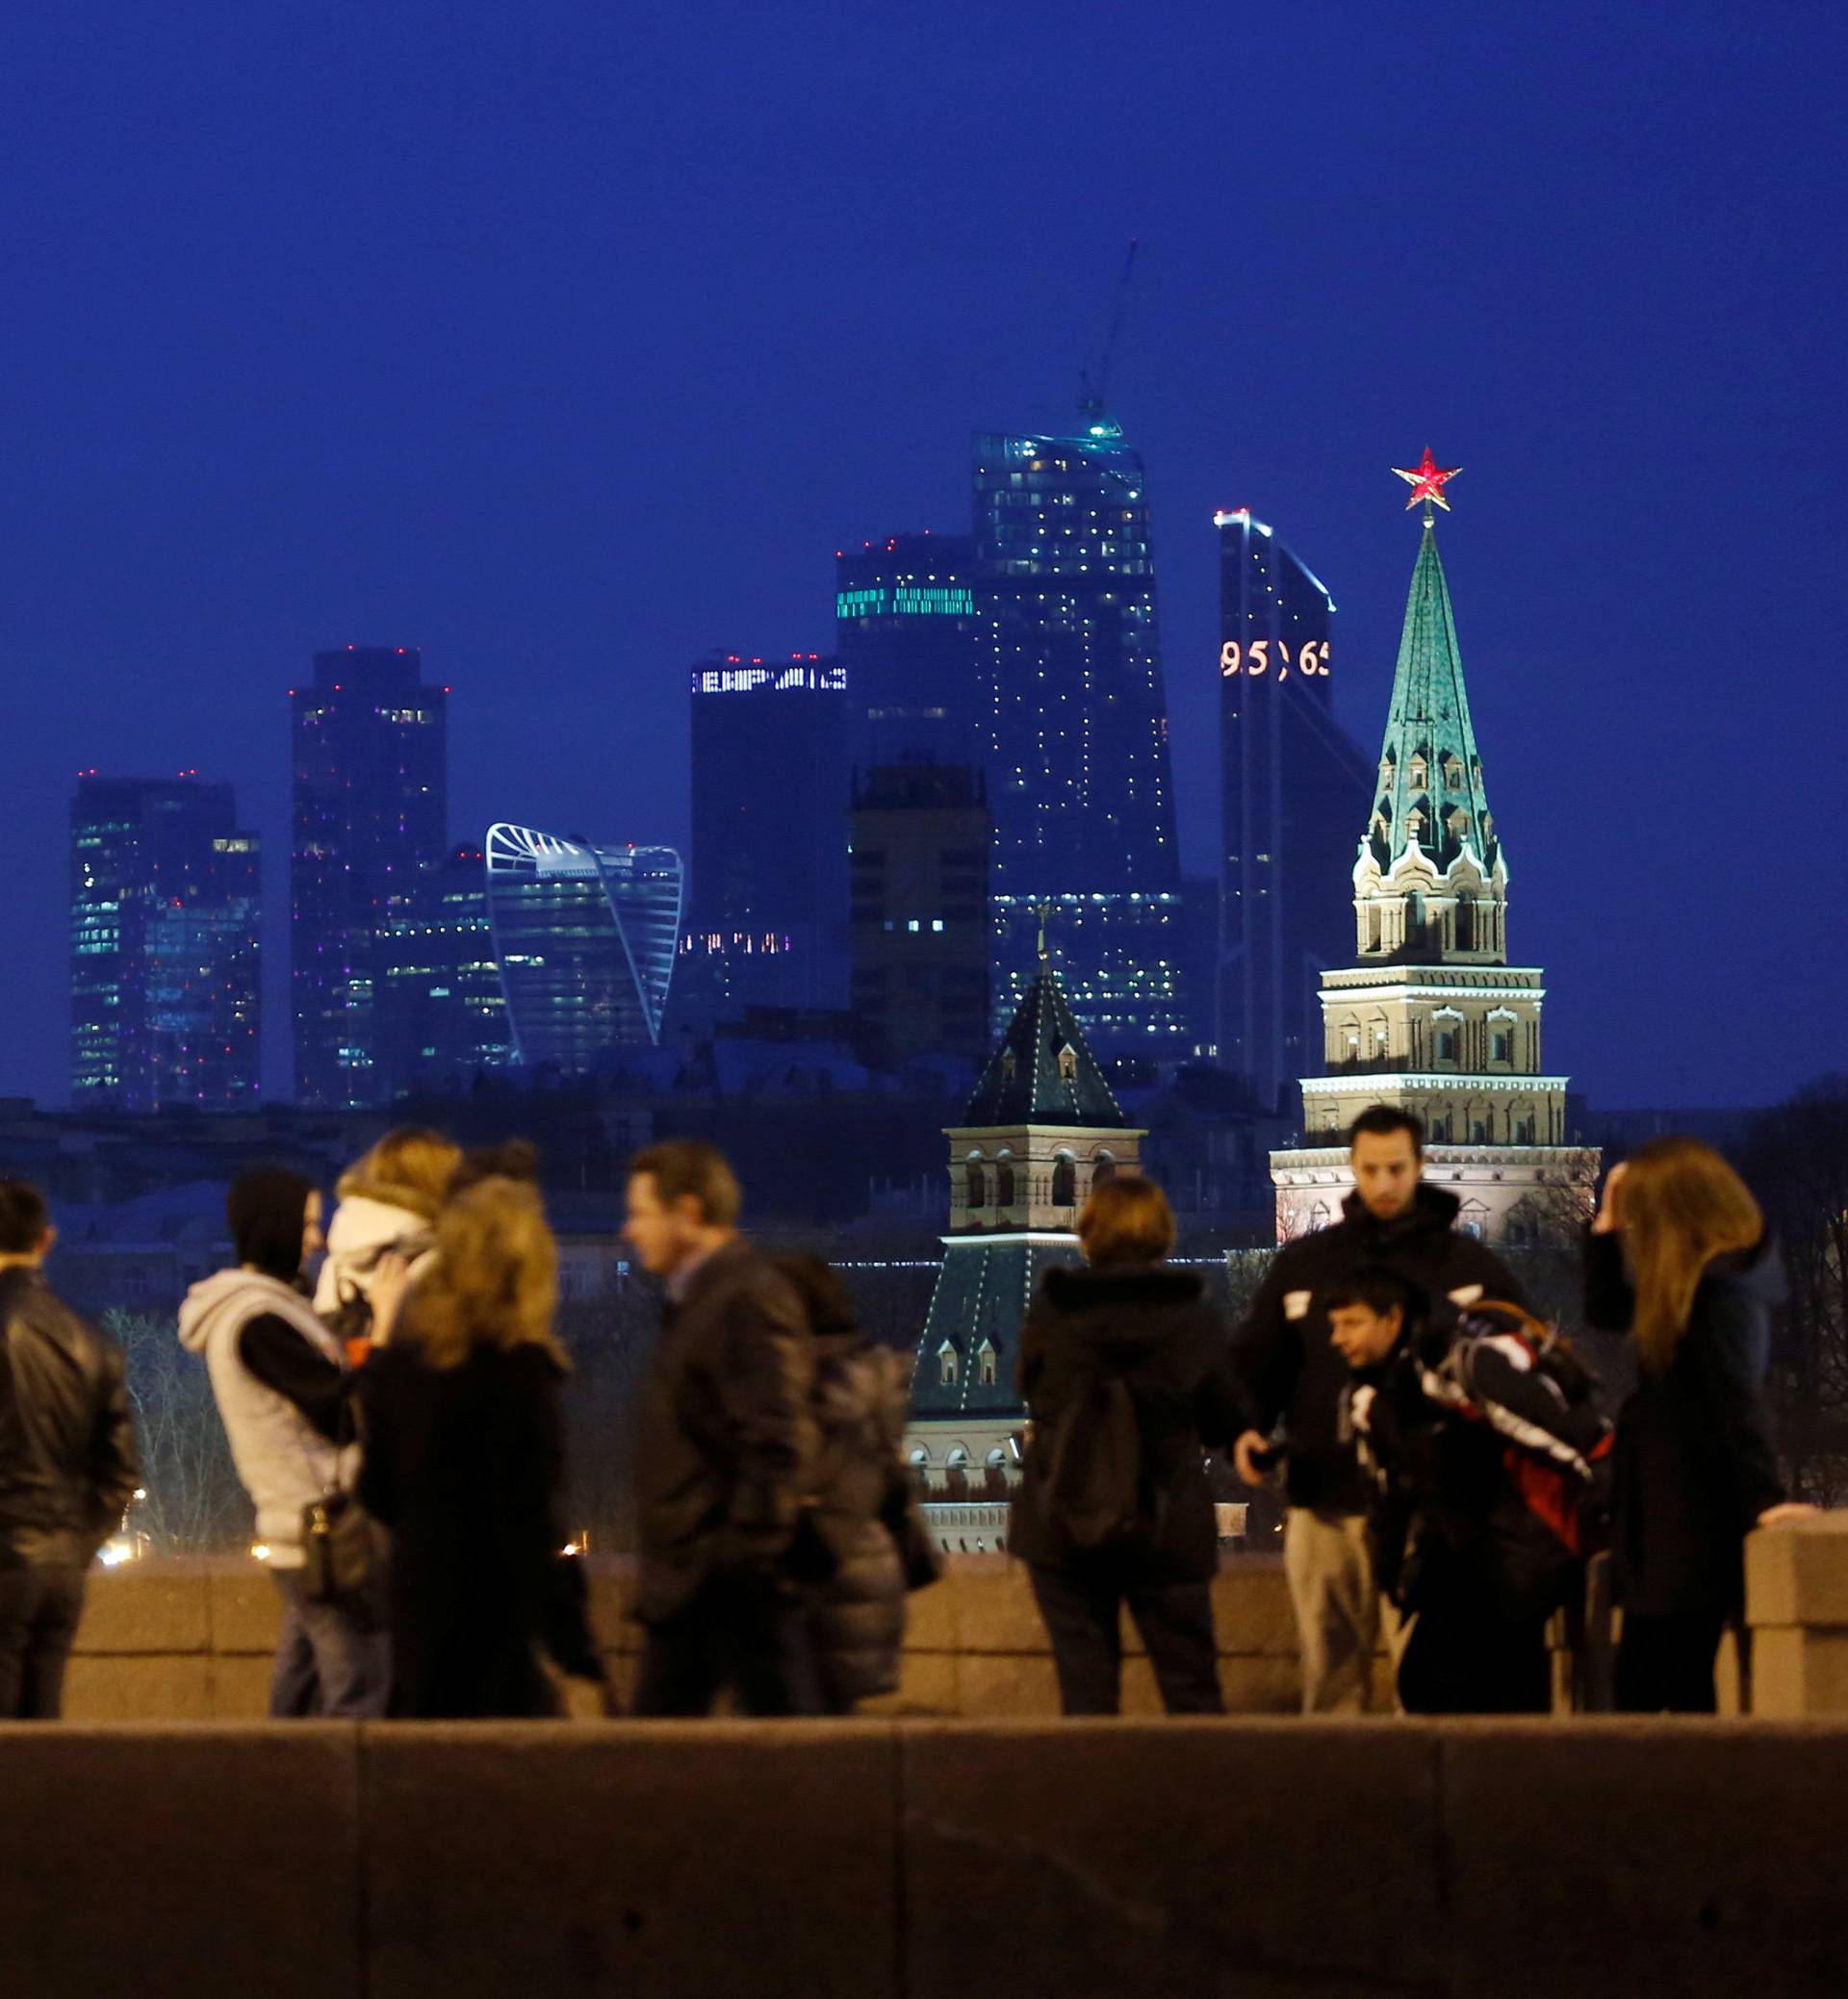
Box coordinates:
[1035,1263,1208,1361]
[1702,1235,1787,1311]
[178,1267,321,1353]
[313,1194,438,1316]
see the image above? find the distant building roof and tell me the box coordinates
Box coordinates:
[961,965,1123,1129]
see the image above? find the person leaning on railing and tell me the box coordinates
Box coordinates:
[1586,1140,1817,1713]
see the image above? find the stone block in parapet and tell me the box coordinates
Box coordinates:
[0,1725,360,1999]
[1441,1720,1848,1999]
[901,1719,1444,1999]
[70,1560,211,1655]
[360,1722,898,1999]
[1747,1514,1848,1717]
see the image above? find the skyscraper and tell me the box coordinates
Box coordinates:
[484,823,683,1072]
[972,417,1186,1058]
[70,775,262,1111]
[834,532,981,769]
[684,654,849,1016]
[1270,456,1598,1241]
[1216,509,1373,1112]
[847,762,990,1069]
[291,646,448,1107]
[375,843,514,1100]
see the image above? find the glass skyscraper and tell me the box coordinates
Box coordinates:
[291,646,448,1107]
[484,824,682,1072]
[834,532,981,770]
[684,655,849,1017]
[972,418,1185,1056]
[1215,510,1373,1113]
[70,775,262,1110]
[376,843,515,1099]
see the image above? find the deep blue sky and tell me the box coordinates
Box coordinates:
[4,2,1843,1110]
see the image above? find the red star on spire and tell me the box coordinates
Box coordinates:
[1392,447,1462,512]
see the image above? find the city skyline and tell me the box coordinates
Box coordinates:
[4,5,1843,1112]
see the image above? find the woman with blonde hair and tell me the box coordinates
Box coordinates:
[314,1127,461,1353]
[359,1176,605,1716]
[1011,1173,1241,1715]
[1587,1138,1812,1712]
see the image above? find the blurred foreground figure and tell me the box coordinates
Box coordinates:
[774,1254,931,1714]
[360,1176,606,1717]
[0,1180,141,1718]
[1587,1141,1814,1713]
[1338,1274,1610,1714]
[1012,1176,1238,1717]
[182,1166,389,1716]
[314,1126,458,1361]
[624,1141,822,1718]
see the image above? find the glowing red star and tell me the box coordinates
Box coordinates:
[1392,447,1462,512]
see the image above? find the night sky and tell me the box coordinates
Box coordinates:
[4,3,1843,1111]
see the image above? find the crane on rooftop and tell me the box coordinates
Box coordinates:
[1077,238,1139,434]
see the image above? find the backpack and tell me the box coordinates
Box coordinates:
[1040,1367,1148,1554]
[1428,1299,1614,1563]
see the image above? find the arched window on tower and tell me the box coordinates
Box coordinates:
[1051,1153,1077,1206]
[994,1154,1015,1207]
[977,1340,998,1388]
[1456,900,1476,951]
[1057,1042,1079,1084]
[1091,1153,1116,1193]
[965,1158,987,1209]
[938,1343,959,1387]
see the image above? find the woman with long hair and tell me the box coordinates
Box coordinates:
[359,1175,605,1717]
[1011,1174,1240,1716]
[1588,1138,1813,1712]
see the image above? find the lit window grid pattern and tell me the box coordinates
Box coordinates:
[484,826,683,1073]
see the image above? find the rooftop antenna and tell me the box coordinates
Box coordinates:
[1077,238,1138,435]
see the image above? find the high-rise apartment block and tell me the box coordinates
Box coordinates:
[972,419,1187,1058]
[291,646,448,1107]
[70,775,262,1110]
[684,654,849,1016]
[1216,509,1373,1112]
[847,763,990,1069]
[834,533,981,770]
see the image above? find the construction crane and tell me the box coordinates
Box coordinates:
[1077,238,1139,429]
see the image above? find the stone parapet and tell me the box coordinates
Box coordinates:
[2,1719,1847,1998]
[1747,1514,1848,1717]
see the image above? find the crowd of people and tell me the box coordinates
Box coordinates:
[0,1105,1818,1722]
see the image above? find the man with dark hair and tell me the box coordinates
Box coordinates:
[622,1140,820,1715]
[1230,1105,1527,1711]
[0,1180,141,1718]
[179,1165,389,1716]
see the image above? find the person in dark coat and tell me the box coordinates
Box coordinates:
[623,1140,822,1718]
[359,1175,605,1718]
[1585,1140,1814,1713]
[1334,1273,1610,1714]
[773,1255,912,1713]
[1011,1174,1240,1716]
[0,1180,141,1719]
[1229,1105,1528,1712]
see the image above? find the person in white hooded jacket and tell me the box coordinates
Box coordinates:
[179,1165,389,1717]
[312,1128,458,1354]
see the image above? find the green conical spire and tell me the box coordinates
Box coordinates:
[1365,522,1499,881]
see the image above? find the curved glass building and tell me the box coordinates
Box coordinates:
[484,824,683,1071]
